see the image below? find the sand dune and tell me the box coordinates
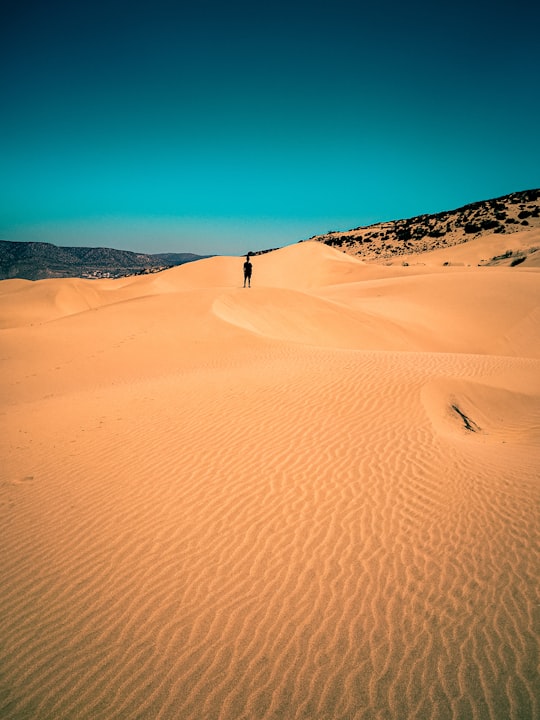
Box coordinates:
[395,227,540,268]
[1,240,539,719]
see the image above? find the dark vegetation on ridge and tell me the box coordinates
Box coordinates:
[2,190,539,280]
[308,189,540,261]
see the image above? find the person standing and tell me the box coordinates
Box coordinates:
[243,255,253,288]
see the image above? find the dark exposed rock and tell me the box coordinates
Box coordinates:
[510,256,526,266]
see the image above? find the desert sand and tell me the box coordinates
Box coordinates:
[1,236,539,719]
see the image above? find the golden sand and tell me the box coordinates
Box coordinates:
[1,236,539,719]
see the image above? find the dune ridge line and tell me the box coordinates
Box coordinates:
[1,239,539,719]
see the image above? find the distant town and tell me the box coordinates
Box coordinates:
[81,265,172,280]
[0,242,210,281]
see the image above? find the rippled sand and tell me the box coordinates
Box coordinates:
[1,240,539,719]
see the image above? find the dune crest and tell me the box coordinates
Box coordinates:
[1,239,539,719]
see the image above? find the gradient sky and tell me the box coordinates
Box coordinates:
[1,0,539,255]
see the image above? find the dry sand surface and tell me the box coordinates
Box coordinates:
[1,239,539,720]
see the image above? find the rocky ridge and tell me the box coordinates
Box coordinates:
[308,189,540,262]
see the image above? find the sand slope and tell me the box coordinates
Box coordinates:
[1,241,539,720]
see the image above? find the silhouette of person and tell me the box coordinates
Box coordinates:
[243,256,252,287]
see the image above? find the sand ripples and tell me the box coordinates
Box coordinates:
[1,345,539,719]
[1,242,539,718]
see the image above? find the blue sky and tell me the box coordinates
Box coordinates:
[1,0,539,255]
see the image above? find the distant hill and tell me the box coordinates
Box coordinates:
[4,189,539,280]
[0,241,211,281]
[307,189,540,261]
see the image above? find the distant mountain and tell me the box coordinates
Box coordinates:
[308,189,540,261]
[4,189,539,280]
[0,241,211,281]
